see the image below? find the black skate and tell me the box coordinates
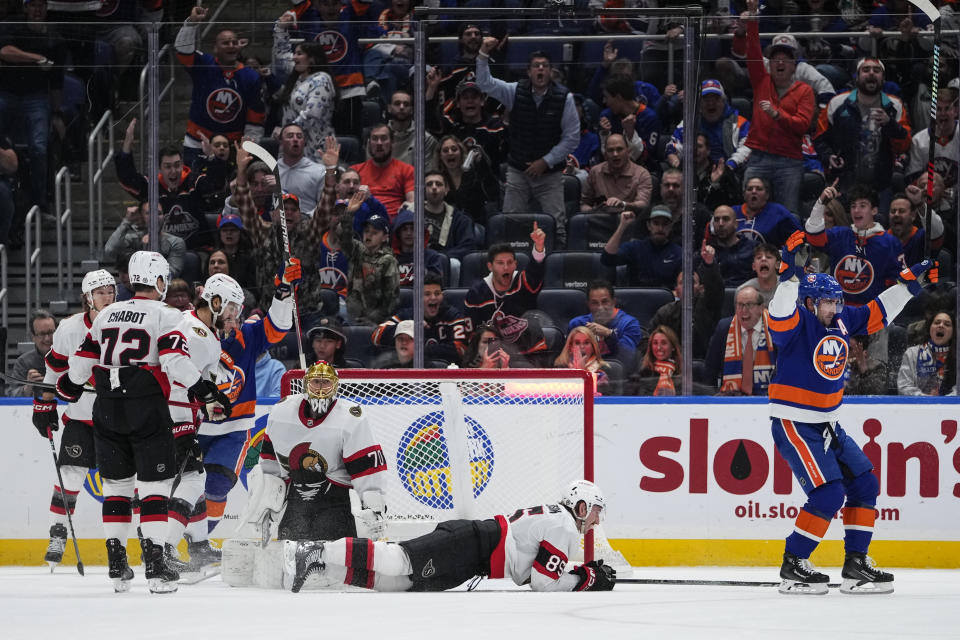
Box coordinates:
[44,523,67,570]
[779,552,830,595]
[141,539,179,594]
[164,543,190,573]
[186,536,222,570]
[285,540,325,593]
[840,552,894,594]
[106,538,134,593]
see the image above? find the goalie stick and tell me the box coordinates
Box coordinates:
[0,371,202,410]
[906,0,942,257]
[240,139,308,370]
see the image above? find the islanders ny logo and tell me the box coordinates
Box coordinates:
[834,255,874,295]
[314,30,349,64]
[813,335,848,380]
[397,411,494,510]
[206,88,243,124]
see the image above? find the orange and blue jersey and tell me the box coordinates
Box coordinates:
[806,225,903,307]
[291,0,367,96]
[176,50,265,143]
[767,279,889,423]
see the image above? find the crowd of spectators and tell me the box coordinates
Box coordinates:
[3,0,960,397]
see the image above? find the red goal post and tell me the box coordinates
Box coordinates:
[279,368,598,560]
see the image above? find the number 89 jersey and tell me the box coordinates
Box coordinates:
[499,504,582,591]
[259,394,388,498]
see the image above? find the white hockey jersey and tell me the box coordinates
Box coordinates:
[492,504,584,592]
[260,395,388,503]
[67,296,202,395]
[43,311,96,424]
[169,310,224,424]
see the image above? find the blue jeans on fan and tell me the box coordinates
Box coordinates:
[743,150,804,217]
[0,92,49,211]
[362,48,411,103]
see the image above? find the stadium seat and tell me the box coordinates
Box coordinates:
[459,250,530,287]
[730,96,752,119]
[563,174,581,221]
[441,287,469,313]
[541,325,566,359]
[723,287,737,318]
[504,40,564,75]
[543,252,615,290]
[343,325,380,367]
[566,213,620,251]
[486,213,556,253]
[318,288,341,317]
[602,358,627,396]
[692,359,707,384]
[537,288,589,330]
[361,100,382,128]
[269,331,305,365]
[398,287,413,310]
[337,135,363,165]
[614,287,674,330]
[448,257,461,288]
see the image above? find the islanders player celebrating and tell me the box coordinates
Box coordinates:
[767,230,938,595]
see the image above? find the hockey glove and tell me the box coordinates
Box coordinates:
[778,230,808,282]
[274,257,302,300]
[188,379,233,422]
[172,422,203,465]
[898,259,938,296]
[32,399,59,437]
[357,509,386,539]
[570,559,617,591]
[56,375,84,403]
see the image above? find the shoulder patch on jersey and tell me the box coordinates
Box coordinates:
[193,326,208,338]
[350,405,362,417]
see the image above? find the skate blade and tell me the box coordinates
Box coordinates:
[778,579,829,595]
[148,578,179,594]
[112,578,132,593]
[46,561,58,573]
[179,565,221,585]
[840,578,894,594]
[282,540,298,588]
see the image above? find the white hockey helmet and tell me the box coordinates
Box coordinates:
[560,480,606,531]
[128,250,170,300]
[201,273,245,326]
[81,269,116,308]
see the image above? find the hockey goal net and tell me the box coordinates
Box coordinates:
[279,368,626,568]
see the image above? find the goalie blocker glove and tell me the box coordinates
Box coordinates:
[188,379,233,422]
[570,559,617,591]
[274,257,302,300]
[897,259,938,296]
[32,400,59,437]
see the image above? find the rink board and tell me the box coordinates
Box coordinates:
[1,396,958,567]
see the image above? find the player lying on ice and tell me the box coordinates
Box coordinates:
[768,227,939,595]
[282,479,616,593]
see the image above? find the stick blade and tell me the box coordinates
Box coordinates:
[77,561,84,576]
[907,0,940,23]
[241,140,278,171]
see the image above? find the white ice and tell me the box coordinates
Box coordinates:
[1,566,955,640]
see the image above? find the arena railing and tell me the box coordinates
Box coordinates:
[87,110,114,262]
[0,243,7,330]
[23,206,41,333]
[53,166,73,308]
[138,44,176,171]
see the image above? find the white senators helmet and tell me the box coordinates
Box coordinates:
[128,251,170,300]
[201,273,245,327]
[81,269,116,309]
[560,479,606,532]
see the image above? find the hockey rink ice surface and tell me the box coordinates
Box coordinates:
[1,566,956,639]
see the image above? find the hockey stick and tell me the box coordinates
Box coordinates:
[907,0,942,257]
[0,372,203,410]
[619,578,841,588]
[46,427,84,576]
[241,139,308,370]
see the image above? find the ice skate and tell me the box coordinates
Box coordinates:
[287,540,325,593]
[778,552,830,595]
[142,539,179,594]
[164,543,190,573]
[106,538,134,593]
[44,523,67,570]
[840,552,894,594]
[185,535,222,571]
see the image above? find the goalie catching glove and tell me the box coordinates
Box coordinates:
[898,259,938,296]
[188,379,233,422]
[570,559,616,591]
[32,399,59,437]
[274,257,302,300]
[357,491,387,540]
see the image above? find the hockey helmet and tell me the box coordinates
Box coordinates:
[81,269,116,309]
[128,251,170,301]
[302,361,339,416]
[799,272,844,313]
[201,273,245,326]
[560,479,606,532]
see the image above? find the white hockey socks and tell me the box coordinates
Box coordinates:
[166,471,205,547]
[136,479,174,544]
[101,476,136,544]
[48,464,87,528]
[324,538,412,576]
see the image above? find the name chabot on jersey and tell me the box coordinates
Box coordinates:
[106,310,147,324]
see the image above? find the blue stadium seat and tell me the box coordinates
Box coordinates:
[448,257,461,288]
[537,288,589,330]
[504,40,564,75]
[602,358,627,396]
[486,213,556,253]
[614,287,674,330]
[343,325,380,367]
[543,252,615,290]
[441,288,469,313]
[361,100,382,128]
[563,174,581,222]
[566,213,620,251]
[398,287,413,311]
[723,287,737,318]
[337,135,363,165]
[459,250,530,288]
[541,325,566,357]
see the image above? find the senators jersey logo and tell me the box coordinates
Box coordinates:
[812,336,848,380]
[314,30,349,63]
[834,255,874,295]
[288,442,329,483]
[206,87,243,124]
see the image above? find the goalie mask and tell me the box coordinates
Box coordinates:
[128,251,170,301]
[303,361,339,417]
[560,479,606,534]
[81,269,116,310]
[201,273,244,330]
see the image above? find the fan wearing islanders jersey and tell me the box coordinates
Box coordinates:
[32,270,116,570]
[766,230,938,596]
[175,6,265,164]
[282,479,616,593]
[245,361,388,543]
